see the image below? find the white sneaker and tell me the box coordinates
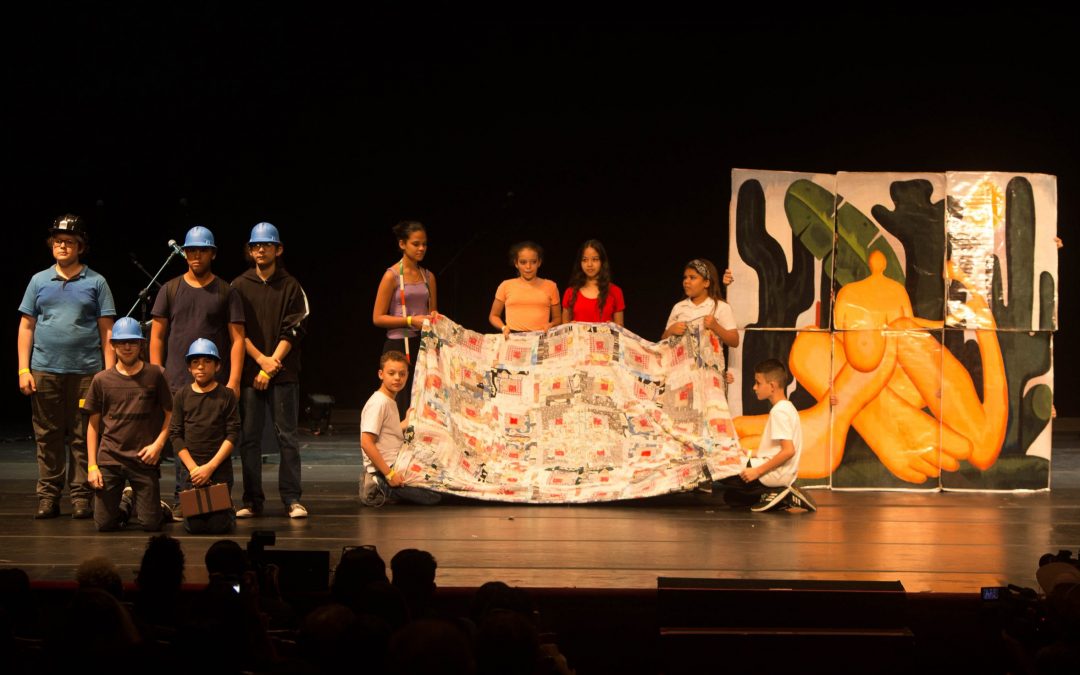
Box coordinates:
[160,500,176,523]
[235,506,259,518]
[288,503,309,519]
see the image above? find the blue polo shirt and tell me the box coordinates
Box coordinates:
[19,265,116,374]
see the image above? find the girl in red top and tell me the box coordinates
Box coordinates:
[561,239,625,325]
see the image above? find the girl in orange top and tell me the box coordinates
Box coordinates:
[489,241,560,336]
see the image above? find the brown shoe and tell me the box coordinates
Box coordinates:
[35,499,59,519]
[72,500,93,519]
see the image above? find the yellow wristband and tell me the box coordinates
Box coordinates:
[259,369,271,379]
[18,368,30,375]
[406,315,413,328]
[88,465,99,471]
[386,469,396,479]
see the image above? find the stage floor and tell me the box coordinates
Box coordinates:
[2,422,1078,594]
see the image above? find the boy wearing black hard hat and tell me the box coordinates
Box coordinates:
[17,215,116,519]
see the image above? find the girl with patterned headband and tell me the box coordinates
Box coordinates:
[661,258,739,350]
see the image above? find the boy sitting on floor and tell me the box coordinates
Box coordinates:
[359,351,440,506]
[719,358,815,512]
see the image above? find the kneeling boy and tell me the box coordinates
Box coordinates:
[722,359,814,512]
[84,317,173,531]
[360,351,440,505]
[169,338,241,533]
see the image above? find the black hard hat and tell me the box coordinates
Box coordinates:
[50,214,88,241]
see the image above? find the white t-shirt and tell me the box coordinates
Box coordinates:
[360,390,403,475]
[750,399,802,488]
[665,297,736,331]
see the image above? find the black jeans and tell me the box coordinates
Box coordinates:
[239,382,302,510]
[94,463,163,531]
[713,460,771,507]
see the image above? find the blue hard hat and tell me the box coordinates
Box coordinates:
[111,317,145,341]
[249,222,281,245]
[185,338,221,362]
[183,226,216,249]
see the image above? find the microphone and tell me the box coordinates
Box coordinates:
[168,240,186,257]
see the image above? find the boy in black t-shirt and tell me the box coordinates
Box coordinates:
[150,225,245,515]
[84,317,173,531]
[169,338,241,534]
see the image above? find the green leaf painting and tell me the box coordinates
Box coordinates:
[784,179,904,288]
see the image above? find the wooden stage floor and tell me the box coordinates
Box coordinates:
[2,425,1078,594]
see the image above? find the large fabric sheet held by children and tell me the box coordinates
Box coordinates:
[391,316,745,503]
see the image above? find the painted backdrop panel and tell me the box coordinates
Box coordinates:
[730,170,1055,491]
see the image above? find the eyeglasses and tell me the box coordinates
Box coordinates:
[249,242,277,250]
[53,239,79,249]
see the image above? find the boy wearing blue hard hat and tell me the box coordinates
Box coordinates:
[232,222,310,519]
[82,317,174,531]
[150,225,245,517]
[167,338,240,534]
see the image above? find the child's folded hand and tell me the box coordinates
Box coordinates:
[190,464,213,486]
[138,443,163,466]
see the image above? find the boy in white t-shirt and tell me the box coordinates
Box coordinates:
[719,359,816,512]
[359,351,440,506]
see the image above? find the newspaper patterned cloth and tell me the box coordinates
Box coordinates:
[391,316,746,503]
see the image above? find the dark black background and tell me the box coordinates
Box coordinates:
[6,4,1075,418]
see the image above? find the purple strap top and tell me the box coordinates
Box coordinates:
[387,266,430,339]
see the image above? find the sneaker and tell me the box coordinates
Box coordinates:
[159,500,176,523]
[751,487,792,513]
[117,487,134,527]
[786,486,818,512]
[359,472,386,507]
[170,502,183,519]
[235,506,261,519]
[72,499,93,519]
[120,486,134,510]
[287,503,309,519]
[35,498,59,519]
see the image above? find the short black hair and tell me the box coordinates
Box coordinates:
[754,359,788,386]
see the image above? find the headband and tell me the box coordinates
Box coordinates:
[687,259,711,280]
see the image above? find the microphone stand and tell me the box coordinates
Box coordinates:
[127,246,185,323]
